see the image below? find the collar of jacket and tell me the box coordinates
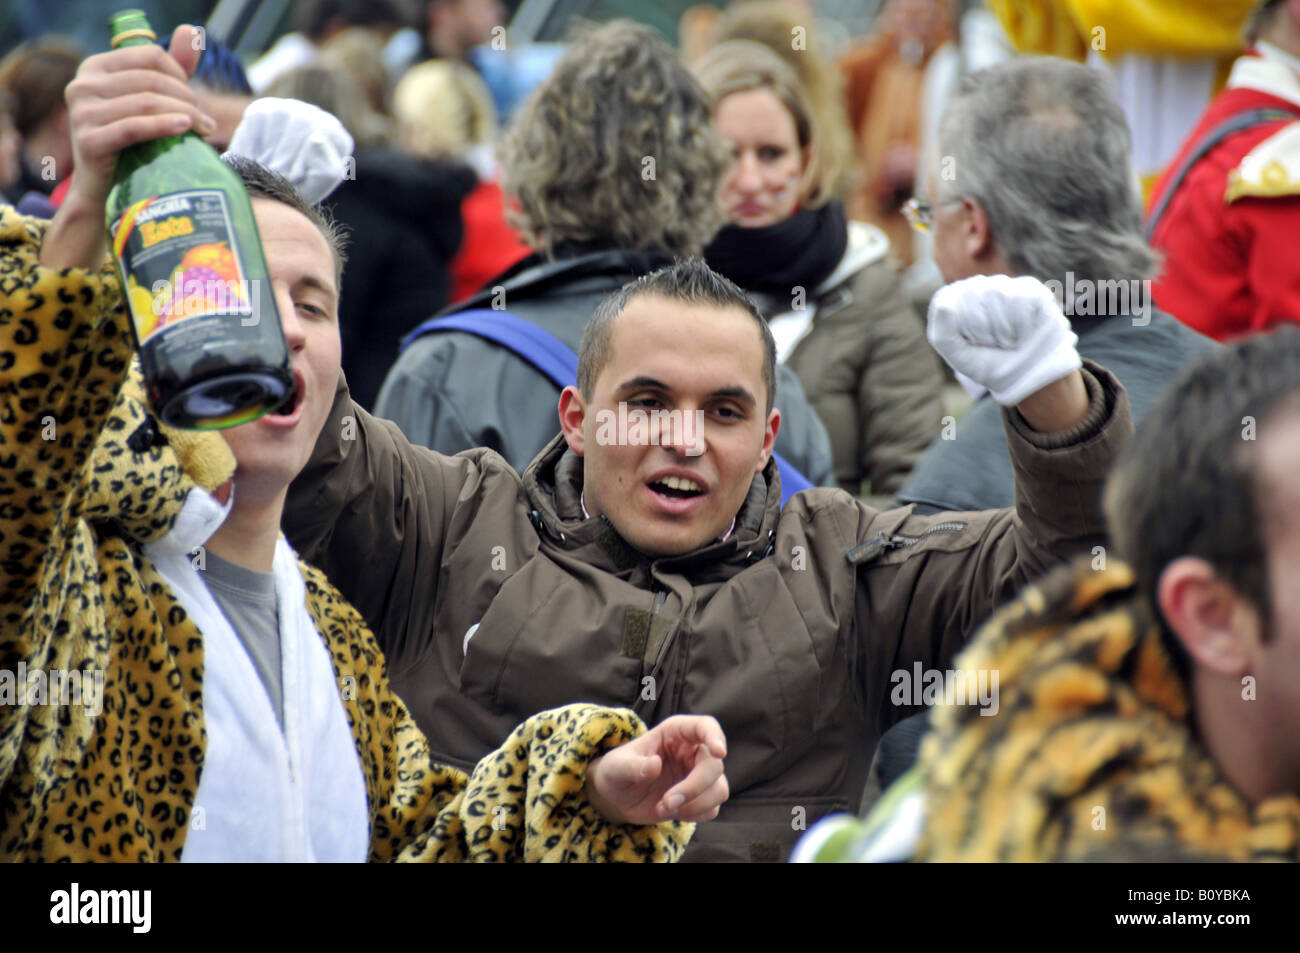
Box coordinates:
[1233,43,1300,107]
[811,221,889,300]
[447,246,674,314]
[86,360,238,545]
[749,221,889,322]
[1062,301,1202,341]
[1067,309,1154,338]
[519,433,782,581]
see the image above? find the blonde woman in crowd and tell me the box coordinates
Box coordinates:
[695,40,943,505]
[392,58,529,303]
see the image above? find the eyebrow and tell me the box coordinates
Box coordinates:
[709,386,757,406]
[295,273,337,300]
[616,376,757,406]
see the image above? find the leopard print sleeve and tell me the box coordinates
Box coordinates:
[390,703,693,863]
[0,207,130,612]
[0,207,132,801]
[302,564,691,863]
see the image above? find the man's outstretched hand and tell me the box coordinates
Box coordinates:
[41,23,209,270]
[585,714,728,826]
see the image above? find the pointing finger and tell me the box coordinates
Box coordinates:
[659,748,725,818]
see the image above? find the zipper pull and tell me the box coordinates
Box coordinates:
[846,522,968,564]
[845,533,904,564]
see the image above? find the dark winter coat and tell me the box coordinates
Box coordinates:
[285,359,1132,861]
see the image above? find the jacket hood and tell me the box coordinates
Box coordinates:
[519,433,783,581]
[918,557,1300,861]
[815,221,889,296]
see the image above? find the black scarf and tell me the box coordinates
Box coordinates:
[704,201,848,295]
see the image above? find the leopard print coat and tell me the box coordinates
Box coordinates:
[0,206,690,862]
[915,557,1300,861]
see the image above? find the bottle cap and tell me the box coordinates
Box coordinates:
[109,9,156,48]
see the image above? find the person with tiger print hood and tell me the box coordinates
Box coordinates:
[797,330,1300,862]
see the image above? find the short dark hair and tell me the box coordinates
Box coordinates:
[1103,329,1300,671]
[221,154,348,292]
[578,258,776,413]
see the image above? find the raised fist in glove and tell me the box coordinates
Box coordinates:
[927,274,1082,408]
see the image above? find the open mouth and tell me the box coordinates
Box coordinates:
[648,475,705,500]
[265,370,304,422]
[278,385,300,416]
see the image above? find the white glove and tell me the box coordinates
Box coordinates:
[224,98,354,205]
[927,274,1081,407]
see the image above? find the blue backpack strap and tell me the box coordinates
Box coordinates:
[773,454,813,502]
[400,309,578,390]
[400,308,813,505]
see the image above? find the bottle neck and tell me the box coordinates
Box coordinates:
[109,13,156,50]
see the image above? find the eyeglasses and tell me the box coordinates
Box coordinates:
[903,196,962,233]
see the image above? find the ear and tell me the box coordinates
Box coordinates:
[558,385,587,456]
[755,407,781,474]
[1156,557,1261,676]
[962,197,997,262]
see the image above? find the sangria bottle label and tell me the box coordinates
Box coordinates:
[111,188,255,343]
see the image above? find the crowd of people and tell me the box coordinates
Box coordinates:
[1,0,1298,863]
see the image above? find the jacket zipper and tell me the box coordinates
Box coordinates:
[634,584,672,718]
[648,585,669,668]
[846,521,967,564]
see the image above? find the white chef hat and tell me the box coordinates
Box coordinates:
[224,97,354,206]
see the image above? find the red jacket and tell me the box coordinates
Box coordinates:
[448,180,530,304]
[1148,48,1300,341]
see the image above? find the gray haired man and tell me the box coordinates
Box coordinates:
[895,56,1218,516]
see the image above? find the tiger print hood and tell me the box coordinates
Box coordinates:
[83,352,237,545]
[915,557,1300,861]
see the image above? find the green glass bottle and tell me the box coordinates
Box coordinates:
[105,9,292,429]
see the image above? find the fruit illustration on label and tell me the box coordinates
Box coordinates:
[157,242,248,322]
[126,275,160,339]
[180,242,240,283]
